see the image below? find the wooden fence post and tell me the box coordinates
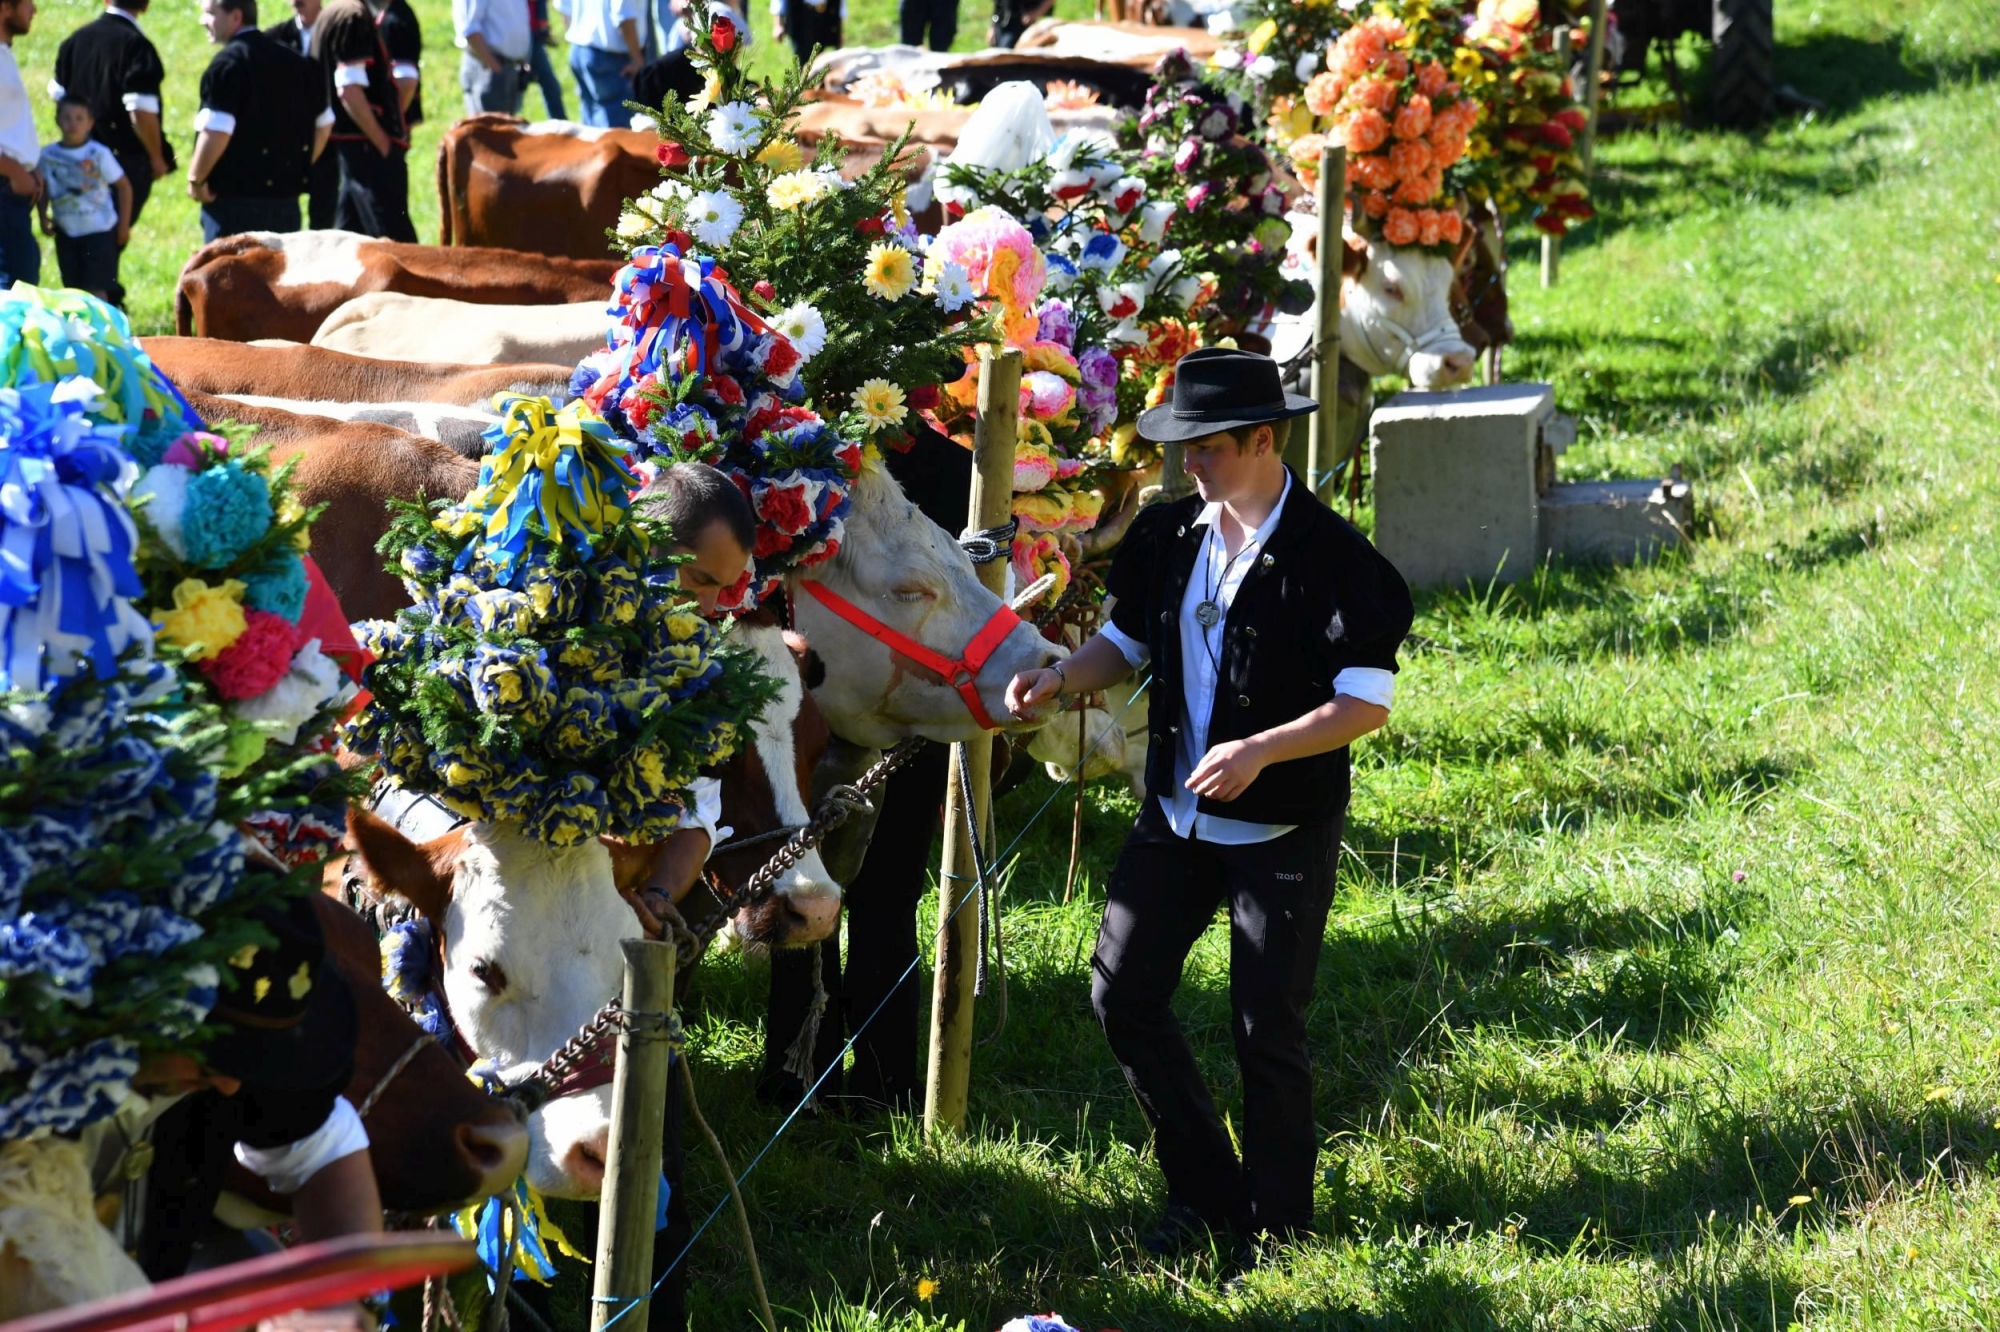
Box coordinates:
[1305,143,1347,503]
[923,346,1020,1140]
[1580,0,1610,173]
[589,939,678,1332]
[1541,23,1572,288]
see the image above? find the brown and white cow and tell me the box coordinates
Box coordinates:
[309,293,612,367]
[345,623,840,1197]
[175,230,621,342]
[180,388,480,621]
[142,337,572,457]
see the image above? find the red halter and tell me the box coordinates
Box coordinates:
[798,579,1022,733]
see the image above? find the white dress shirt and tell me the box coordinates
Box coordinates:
[552,0,647,53]
[233,1094,372,1195]
[0,45,40,169]
[1100,473,1395,845]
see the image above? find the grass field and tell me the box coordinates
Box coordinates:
[21,0,2000,1325]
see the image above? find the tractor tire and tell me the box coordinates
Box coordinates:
[1709,0,1774,128]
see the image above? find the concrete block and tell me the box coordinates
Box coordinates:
[1370,383,1552,589]
[1540,476,1694,564]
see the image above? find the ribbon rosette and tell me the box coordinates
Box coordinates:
[442,395,640,578]
[0,378,151,693]
[0,286,199,460]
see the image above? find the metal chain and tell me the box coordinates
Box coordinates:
[959,519,1018,565]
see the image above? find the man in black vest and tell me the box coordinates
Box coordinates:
[312,0,414,241]
[188,0,331,241]
[1007,347,1414,1275]
[265,0,337,228]
[51,0,170,233]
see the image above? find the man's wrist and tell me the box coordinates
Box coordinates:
[1048,661,1067,696]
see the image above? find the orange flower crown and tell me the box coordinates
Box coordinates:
[1296,16,1481,251]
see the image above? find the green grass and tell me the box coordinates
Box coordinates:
[28,0,2000,1325]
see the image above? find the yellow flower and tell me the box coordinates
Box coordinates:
[862,242,915,300]
[755,137,804,172]
[1246,17,1277,53]
[155,577,248,661]
[692,68,722,111]
[915,1278,938,1303]
[617,209,653,239]
[851,378,908,429]
[767,168,836,211]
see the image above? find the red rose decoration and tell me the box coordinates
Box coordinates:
[656,140,690,168]
[760,336,803,384]
[709,373,745,406]
[754,481,815,534]
[906,383,939,410]
[856,215,886,237]
[753,525,792,558]
[836,442,864,474]
[665,228,694,252]
[752,279,776,302]
[710,13,737,51]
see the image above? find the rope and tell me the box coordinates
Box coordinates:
[681,1057,776,1332]
[958,519,1018,565]
[1063,707,1086,905]
[590,676,1155,1332]
[778,945,827,1084]
[355,1034,433,1120]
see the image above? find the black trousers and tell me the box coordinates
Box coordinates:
[332,140,417,243]
[1091,799,1341,1238]
[201,195,302,243]
[113,150,154,227]
[783,0,843,66]
[306,150,339,230]
[898,0,957,51]
[763,741,947,1110]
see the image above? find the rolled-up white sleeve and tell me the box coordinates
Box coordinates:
[120,92,161,114]
[232,1096,371,1196]
[192,107,237,135]
[334,62,372,88]
[46,78,65,100]
[314,106,336,128]
[392,61,420,80]
[686,775,731,851]
[1333,666,1395,710]
[1098,621,1150,670]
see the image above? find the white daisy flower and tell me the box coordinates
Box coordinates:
[686,189,744,247]
[771,301,828,360]
[1294,50,1321,82]
[706,101,763,156]
[933,261,975,313]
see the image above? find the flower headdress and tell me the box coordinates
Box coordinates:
[613,0,992,448]
[572,244,862,613]
[0,289,309,1146]
[1458,0,1595,235]
[346,394,775,847]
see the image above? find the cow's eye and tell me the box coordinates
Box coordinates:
[889,583,936,604]
[1382,283,1404,302]
[469,958,508,992]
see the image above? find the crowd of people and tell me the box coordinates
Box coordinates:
[0,0,871,296]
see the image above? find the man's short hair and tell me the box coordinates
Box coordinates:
[642,462,756,554]
[1226,418,1293,454]
[215,0,258,24]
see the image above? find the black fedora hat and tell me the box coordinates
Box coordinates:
[1136,346,1320,444]
[201,893,358,1091]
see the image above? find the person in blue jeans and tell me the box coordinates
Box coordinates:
[525,0,565,119]
[0,0,44,290]
[553,0,643,128]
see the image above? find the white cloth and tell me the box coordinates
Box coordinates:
[192,107,236,135]
[232,1095,371,1196]
[294,21,316,54]
[1100,473,1395,845]
[0,47,41,168]
[120,91,160,114]
[333,62,372,88]
[454,0,532,62]
[687,774,733,850]
[553,0,646,54]
[38,140,124,237]
[661,1,748,54]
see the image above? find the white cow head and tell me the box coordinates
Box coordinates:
[345,629,842,1197]
[1340,234,1477,390]
[794,463,1065,748]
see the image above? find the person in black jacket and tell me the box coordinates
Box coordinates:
[264,0,337,227]
[1006,347,1414,1277]
[188,0,331,240]
[312,0,414,241]
[51,0,170,262]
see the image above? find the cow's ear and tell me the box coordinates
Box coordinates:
[348,806,455,920]
[1342,237,1369,280]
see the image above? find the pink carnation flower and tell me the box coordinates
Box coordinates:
[928,206,1048,311]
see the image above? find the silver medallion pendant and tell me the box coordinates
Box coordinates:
[1194,600,1221,628]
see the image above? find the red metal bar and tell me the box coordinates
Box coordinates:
[2,1233,477,1332]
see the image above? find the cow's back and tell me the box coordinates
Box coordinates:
[441,115,659,259]
[176,230,618,342]
[312,292,611,366]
